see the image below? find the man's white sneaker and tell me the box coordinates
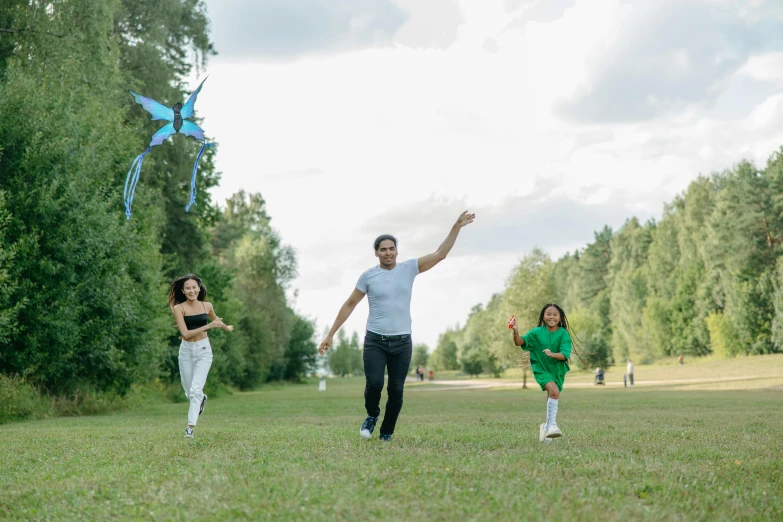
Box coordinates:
[545,425,562,438]
[539,423,552,443]
[184,427,194,439]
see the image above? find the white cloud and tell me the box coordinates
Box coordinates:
[189,0,783,348]
[392,0,464,49]
[550,0,783,122]
[205,0,407,61]
[738,51,783,85]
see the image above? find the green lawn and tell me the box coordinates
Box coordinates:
[1,378,781,521]
[429,353,783,390]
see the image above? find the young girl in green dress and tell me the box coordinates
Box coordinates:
[508,303,579,442]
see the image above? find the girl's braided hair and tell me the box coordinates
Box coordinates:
[537,303,588,369]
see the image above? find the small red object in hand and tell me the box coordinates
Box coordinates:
[508,315,515,329]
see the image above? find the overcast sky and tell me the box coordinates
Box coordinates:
[189,0,783,350]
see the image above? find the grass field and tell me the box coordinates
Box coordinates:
[2,360,782,522]
[426,353,783,390]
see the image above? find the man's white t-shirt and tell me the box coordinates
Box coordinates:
[627,362,634,375]
[356,258,419,335]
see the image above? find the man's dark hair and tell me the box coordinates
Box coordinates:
[374,234,397,251]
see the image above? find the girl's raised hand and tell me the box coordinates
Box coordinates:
[507,315,517,329]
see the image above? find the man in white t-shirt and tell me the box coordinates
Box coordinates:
[318,211,475,441]
[627,360,634,387]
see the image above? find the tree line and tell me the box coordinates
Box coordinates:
[325,328,430,377]
[0,0,316,398]
[431,152,783,374]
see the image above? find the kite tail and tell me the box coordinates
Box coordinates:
[123,147,151,220]
[185,141,213,213]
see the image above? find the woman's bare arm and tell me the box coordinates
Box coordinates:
[206,302,234,332]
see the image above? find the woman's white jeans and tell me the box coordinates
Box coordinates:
[179,338,213,426]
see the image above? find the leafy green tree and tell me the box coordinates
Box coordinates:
[576,226,613,307]
[0,0,169,393]
[0,1,28,81]
[349,333,364,374]
[575,227,614,363]
[283,316,318,382]
[328,330,362,377]
[412,344,429,370]
[608,218,653,361]
[114,0,218,274]
[552,251,580,311]
[706,161,782,355]
[231,233,294,386]
[431,329,460,371]
[773,254,783,349]
[705,311,741,358]
[0,193,20,345]
[460,347,483,377]
[640,205,681,358]
[484,351,503,378]
[201,190,318,388]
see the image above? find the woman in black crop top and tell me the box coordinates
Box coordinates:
[168,273,234,439]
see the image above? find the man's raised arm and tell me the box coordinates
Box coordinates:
[319,288,366,354]
[418,211,475,274]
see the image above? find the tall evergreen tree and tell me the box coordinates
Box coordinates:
[608,218,654,360]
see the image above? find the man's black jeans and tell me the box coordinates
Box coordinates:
[363,331,413,435]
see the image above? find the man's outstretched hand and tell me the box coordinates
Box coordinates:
[318,335,333,355]
[456,211,476,228]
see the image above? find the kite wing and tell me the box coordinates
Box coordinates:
[180,77,207,119]
[129,91,174,121]
[178,120,205,141]
[149,122,177,147]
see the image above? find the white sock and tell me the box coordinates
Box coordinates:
[546,398,559,428]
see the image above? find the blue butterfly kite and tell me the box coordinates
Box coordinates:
[124,78,214,219]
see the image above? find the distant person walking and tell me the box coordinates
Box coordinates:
[678,354,684,365]
[626,359,635,387]
[318,212,475,441]
[169,274,233,439]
